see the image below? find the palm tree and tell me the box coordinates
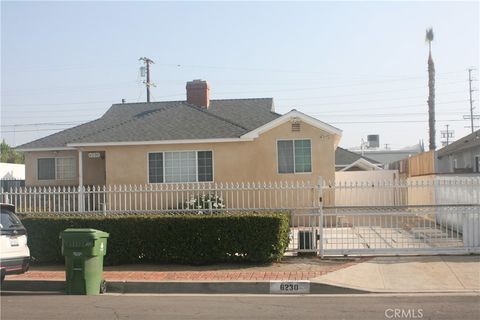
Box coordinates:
[426,28,436,151]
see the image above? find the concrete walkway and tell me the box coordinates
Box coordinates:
[311,255,480,293]
[3,255,479,294]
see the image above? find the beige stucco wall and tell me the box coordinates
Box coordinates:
[99,121,336,185]
[24,150,79,187]
[24,121,337,187]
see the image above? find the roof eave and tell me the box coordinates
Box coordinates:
[15,146,77,152]
[67,137,254,147]
[240,109,343,139]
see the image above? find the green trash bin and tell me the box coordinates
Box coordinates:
[60,228,109,295]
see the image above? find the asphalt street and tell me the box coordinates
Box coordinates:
[1,292,479,320]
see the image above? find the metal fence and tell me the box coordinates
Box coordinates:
[0,181,318,214]
[321,176,480,207]
[1,177,479,256]
[0,179,25,190]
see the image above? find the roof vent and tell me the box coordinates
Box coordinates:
[292,122,301,132]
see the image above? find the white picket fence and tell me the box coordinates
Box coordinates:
[323,176,480,207]
[1,177,479,256]
[1,177,479,214]
[0,181,319,214]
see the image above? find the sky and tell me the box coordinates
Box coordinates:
[1,1,479,150]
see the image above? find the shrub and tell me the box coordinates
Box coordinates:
[20,212,290,265]
[183,194,225,212]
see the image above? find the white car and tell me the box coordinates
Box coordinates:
[0,203,30,282]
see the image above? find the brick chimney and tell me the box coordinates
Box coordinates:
[186,79,210,108]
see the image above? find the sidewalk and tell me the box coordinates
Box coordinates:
[6,256,363,282]
[311,255,480,293]
[3,255,479,294]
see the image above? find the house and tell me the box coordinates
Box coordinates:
[0,163,25,190]
[335,147,382,171]
[348,136,424,169]
[17,80,342,187]
[436,129,480,174]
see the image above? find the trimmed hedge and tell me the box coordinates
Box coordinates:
[20,212,290,265]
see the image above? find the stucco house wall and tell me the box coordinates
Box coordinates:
[24,121,336,187]
[437,145,480,173]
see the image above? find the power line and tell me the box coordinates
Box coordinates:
[1,121,85,128]
[277,89,466,102]
[462,67,479,132]
[281,99,469,112]
[2,93,185,108]
[213,80,467,95]
[326,119,472,124]
[2,118,472,133]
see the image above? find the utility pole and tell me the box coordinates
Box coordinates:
[441,124,454,147]
[425,28,436,150]
[139,57,155,103]
[469,68,474,132]
[463,68,479,132]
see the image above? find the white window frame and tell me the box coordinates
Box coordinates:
[37,156,76,181]
[276,139,313,174]
[147,150,214,184]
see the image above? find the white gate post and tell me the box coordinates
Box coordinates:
[78,150,84,212]
[317,176,324,258]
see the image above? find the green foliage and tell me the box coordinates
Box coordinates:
[0,140,24,164]
[20,212,290,265]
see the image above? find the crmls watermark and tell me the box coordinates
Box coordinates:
[385,308,424,319]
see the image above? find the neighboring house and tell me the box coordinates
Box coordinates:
[335,147,382,171]
[0,163,25,180]
[0,163,25,190]
[17,80,342,187]
[437,129,480,174]
[349,143,424,168]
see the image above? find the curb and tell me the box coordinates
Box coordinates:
[1,280,367,295]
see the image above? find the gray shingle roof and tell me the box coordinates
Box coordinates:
[335,147,381,166]
[437,129,480,158]
[17,98,280,149]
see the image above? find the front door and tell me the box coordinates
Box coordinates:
[82,151,106,186]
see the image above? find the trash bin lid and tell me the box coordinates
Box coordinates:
[60,228,109,239]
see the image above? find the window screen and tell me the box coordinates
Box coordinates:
[277,140,294,173]
[164,151,197,183]
[56,157,76,180]
[148,153,164,183]
[197,151,213,181]
[38,158,55,180]
[277,140,311,174]
[294,140,312,173]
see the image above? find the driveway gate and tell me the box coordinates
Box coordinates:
[286,176,480,256]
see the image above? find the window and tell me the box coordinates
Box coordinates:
[38,158,55,180]
[165,151,197,183]
[148,151,213,183]
[56,157,76,180]
[37,157,76,180]
[197,151,213,182]
[148,153,163,183]
[277,140,311,174]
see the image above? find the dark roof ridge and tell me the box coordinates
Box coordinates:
[337,146,381,164]
[71,102,185,143]
[110,100,185,107]
[183,102,251,132]
[210,97,273,101]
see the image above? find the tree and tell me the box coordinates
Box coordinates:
[426,27,436,151]
[0,140,25,164]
